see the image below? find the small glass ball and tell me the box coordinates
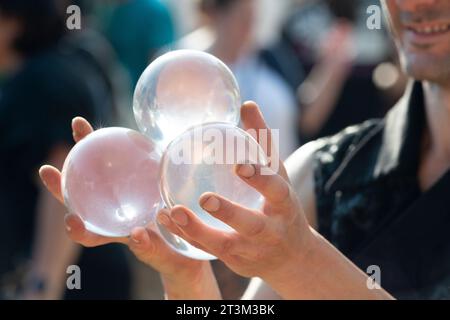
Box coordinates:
[158,122,268,260]
[61,127,162,237]
[133,50,241,150]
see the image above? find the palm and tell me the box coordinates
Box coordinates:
[39,117,203,277]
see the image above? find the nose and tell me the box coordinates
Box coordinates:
[396,0,438,11]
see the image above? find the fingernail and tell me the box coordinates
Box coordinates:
[201,196,220,212]
[157,213,171,226]
[171,208,188,226]
[237,164,255,178]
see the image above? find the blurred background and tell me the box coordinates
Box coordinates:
[0,0,407,300]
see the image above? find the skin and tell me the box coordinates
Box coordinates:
[205,0,256,65]
[39,0,450,299]
[298,21,355,137]
[382,0,450,190]
[39,103,391,300]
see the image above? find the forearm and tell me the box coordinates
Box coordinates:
[161,261,222,300]
[264,228,394,300]
[27,190,81,299]
[298,60,350,136]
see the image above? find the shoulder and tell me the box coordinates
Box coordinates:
[285,119,385,228]
[285,141,323,228]
[10,49,103,121]
[313,119,384,194]
[286,119,383,192]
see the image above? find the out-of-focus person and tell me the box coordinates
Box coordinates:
[0,0,131,299]
[91,0,176,89]
[262,0,406,143]
[178,0,299,161]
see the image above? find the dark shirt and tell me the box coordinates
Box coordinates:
[0,44,130,299]
[313,82,450,299]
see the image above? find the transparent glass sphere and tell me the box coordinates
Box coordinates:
[133,50,241,150]
[61,127,162,237]
[159,122,268,260]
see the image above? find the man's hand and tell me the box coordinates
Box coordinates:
[158,102,314,292]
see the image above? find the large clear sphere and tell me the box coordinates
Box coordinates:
[61,127,162,237]
[159,122,268,260]
[133,50,241,150]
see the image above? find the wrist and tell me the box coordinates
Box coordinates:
[161,261,221,300]
[261,227,319,299]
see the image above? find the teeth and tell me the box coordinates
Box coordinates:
[413,24,450,34]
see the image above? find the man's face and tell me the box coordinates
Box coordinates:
[216,0,256,52]
[382,0,450,85]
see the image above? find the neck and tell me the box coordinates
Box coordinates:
[422,81,450,161]
[418,81,450,190]
[209,40,242,65]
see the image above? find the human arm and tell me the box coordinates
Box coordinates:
[298,22,354,137]
[21,145,80,299]
[158,102,394,299]
[38,118,221,300]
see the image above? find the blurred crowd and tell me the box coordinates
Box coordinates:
[0,0,406,299]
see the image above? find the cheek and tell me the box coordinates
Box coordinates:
[385,6,401,35]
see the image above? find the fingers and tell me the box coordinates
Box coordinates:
[240,101,288,179]
[64,213,127,247]
[39,165,64,204]
[157,205,237,258]
[156,209,208,252]
[128,226,177,266]
[235,163,292,212]
[128,226,156,258]
[241,101,276,157]
[241,101,268,133]
[71,117,93,143]
[199,192,266,238]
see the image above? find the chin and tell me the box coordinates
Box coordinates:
[403,55,450,84]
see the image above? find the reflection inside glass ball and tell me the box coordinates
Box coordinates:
[61,127,162,237]
[159,122,268,260]
[133,50,241,150]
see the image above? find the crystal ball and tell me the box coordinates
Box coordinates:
[133,50,241,150]
[158,122,268,260]
[61,127,162,237]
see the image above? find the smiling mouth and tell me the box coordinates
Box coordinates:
[407,23,450,35]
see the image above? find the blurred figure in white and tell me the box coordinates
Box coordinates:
[177,0,299,160]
